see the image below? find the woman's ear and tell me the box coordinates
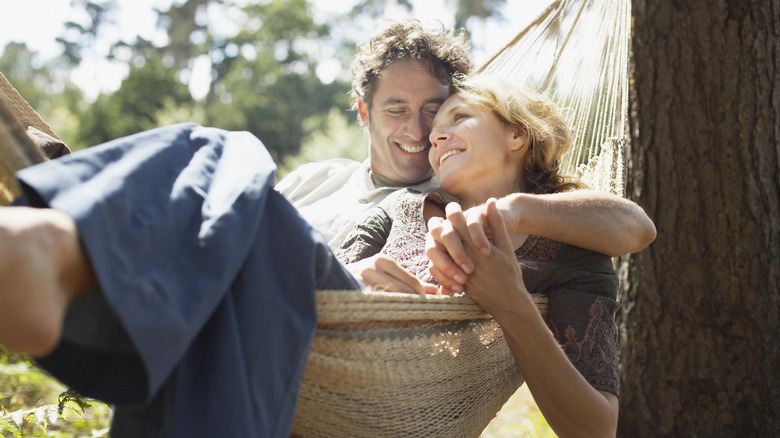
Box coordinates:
[510,126,527,151]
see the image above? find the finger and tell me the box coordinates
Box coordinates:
[464,207,491,256]
[444,202,467,234]
[425,228,466,284]
[421,282,441,295]
[362,269,416,294]
[427,216,444,237]
[374,256,426,295]
[425,238,468,285]
[485,198,513,253]
[439,203,474,273]
[427,264,464,294]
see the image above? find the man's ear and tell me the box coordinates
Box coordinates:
[357,100,370,125]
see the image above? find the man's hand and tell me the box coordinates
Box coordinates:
[345,254,438,295]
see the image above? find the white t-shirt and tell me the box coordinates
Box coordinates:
[276,159,442,250]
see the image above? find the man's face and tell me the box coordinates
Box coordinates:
[358,59,450,185]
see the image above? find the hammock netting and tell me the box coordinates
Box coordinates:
[480,0,630,197]
[0,1,630,436]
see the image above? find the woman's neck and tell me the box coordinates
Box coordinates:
[455,178,521,208]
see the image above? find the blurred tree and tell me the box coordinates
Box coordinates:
[203,0,351,160]
[278,108,367,179]
[56,0,118,67]
[452,0,506,30]
[0,42,86,149]
[76,54,194,146]
[0,43,53,112]
[348,0,414,18]
[156,0,218,69]
[15,0,513,161]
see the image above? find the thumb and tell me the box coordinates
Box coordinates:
[485,198,513,253]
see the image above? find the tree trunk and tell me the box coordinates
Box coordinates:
[619,0,780,436]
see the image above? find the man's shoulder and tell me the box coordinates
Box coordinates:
[294,158,363,172]
[286,158,365,180]
[276,159,366,194]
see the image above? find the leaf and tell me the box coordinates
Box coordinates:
[58,388,93,415]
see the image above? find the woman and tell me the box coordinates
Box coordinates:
[338,74,621,437]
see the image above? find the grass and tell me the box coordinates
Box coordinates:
[0,349,111,438]
[481,384,557,438]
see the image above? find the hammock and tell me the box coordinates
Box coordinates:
[0,72,47,204]
[0,1,630,435]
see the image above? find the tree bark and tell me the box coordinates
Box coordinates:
[619,0,780,436]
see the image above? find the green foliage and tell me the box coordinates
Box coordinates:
[0,43,52,110]
[0,347,111,438]
[453,0,507,29]
[278,108,368,179]
[76,54,195,147]
[0,43,88,150]
[57,389,92,416]
[203,0,352,161]
[57,0,118,67]
[480,386,557,438]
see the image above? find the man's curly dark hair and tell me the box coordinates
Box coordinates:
[350,19,472,110]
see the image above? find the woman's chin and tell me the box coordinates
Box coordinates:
[438,177,462,198]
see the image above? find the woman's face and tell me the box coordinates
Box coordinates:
[428,94,525,205]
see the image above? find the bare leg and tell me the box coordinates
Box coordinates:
[0,206,97,357]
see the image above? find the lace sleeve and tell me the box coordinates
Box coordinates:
[517,236,621,396]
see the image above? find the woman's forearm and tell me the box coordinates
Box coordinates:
[494,300,619,438]
[497,191,656,256]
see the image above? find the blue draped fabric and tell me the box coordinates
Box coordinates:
[13,123,360,437]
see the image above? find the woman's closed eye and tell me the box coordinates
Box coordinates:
[453,112,470,122]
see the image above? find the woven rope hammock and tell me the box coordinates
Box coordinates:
[0,1,630,435]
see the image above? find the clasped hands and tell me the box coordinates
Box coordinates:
[353,198,526,302]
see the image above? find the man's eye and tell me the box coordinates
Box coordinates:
[387,109,405,115]
[424,106,441,116]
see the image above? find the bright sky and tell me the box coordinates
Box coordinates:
[0,0,549,100]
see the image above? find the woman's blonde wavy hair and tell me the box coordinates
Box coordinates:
[454,74,583,194]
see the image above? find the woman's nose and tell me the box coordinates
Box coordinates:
[429,128,451,147]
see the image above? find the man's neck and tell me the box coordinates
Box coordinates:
[369,170,431,188]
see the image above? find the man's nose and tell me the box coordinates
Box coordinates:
[404,112,426,140]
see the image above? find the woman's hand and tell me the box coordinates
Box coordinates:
[455,199,535,317]
[426,200,527,295]
[345,254,439,295]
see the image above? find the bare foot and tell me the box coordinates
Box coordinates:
[0,206,97,357]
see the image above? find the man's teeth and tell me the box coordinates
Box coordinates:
[398,144,428,153]
[439,149,462,165]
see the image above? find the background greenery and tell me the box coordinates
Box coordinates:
[0,0,515,174]
[0,0,554,436]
